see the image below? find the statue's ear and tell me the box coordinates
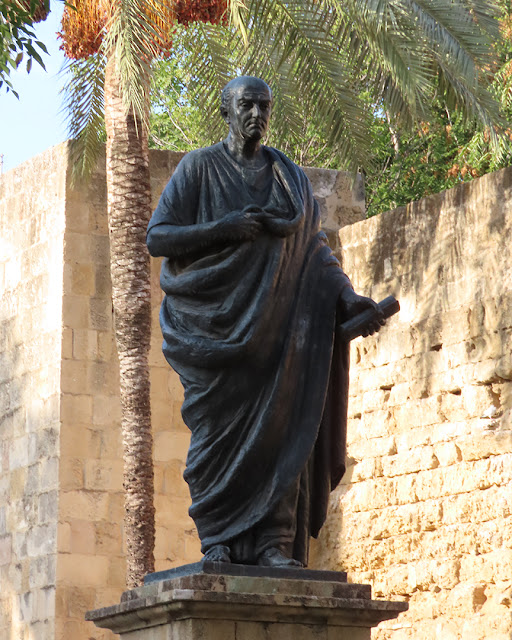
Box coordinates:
[220,106,229,123]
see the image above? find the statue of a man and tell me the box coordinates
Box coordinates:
[147,76,383,568]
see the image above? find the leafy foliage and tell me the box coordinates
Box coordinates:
[62,0,505,178]
[365,0,512,217]
[149,25,350,168]
[364,104,479,216]
[149,0,511,189]
[235,0,503,168]
[149,40,207,152]
[0,0,49,97]
[147,2,512,219]
[61,52,106,181]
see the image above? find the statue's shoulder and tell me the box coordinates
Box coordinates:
[178,143,224,170]
[167,144,224,190]
[266,145,297,168]
[266,146,310,187]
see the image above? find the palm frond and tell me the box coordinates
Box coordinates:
[61,0,505,175]
[61,53,106,183]
[100,0,162,129]
[458,0,502,40]
[325,2,425,144]
[325,0,501,128]
[433,54,502,143]
[237,0,373,169]
[226,0,248,44]
[178,22,238,143]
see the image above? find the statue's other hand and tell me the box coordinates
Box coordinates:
[339,288,386,336]
[218,209,264,241]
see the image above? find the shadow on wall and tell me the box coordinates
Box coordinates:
[361,167,512,409]
[312,165,512,581]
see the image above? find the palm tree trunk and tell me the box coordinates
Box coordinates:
[104,55,155,588]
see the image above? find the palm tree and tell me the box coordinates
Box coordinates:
[60,0,239,589]
[58,0,503,588]
[103,54,155,589]
[145,0,504,170]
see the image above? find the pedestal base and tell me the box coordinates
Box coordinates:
[87,564,408,640]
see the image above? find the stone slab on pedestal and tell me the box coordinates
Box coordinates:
[87,565,408,640]
[144,561,348,584]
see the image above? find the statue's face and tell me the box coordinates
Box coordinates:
[226,79,272,142]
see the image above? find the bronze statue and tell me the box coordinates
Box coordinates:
[147,76,385,568]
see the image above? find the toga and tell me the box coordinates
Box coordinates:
[148,142,352,565]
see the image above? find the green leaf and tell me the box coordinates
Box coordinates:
[56,0,506,178]
[61,53,107,183]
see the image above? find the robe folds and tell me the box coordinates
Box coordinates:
[148,142,352,565]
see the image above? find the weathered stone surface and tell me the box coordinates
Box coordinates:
[87,571,406,638]
[144,561,348,585]
[313,165,512,639]
[0,144,67,640]
[305,168,365,237]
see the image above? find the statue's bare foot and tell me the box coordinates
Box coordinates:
[257,547,303,568]
[203,545,231,563]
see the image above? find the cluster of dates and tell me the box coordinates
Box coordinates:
[58,0,228,59]
[173,0,227,27]
[19,0,50,22]
[58,0,109,59]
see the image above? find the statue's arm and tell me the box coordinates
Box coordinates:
[338,287,386,337]
[146,210,263,258]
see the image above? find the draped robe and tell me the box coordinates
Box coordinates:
[148,142,352,565]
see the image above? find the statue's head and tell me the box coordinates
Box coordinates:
[220,76,273,143]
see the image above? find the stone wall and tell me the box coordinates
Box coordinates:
[0,142,363,640]
[56,148,123,640]
[312,167,512,639]
[4,141,512,640]
[54,148,196,640]
[0,145,68,640]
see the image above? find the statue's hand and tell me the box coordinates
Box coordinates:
[217,208,264,241]
[339,288,386,336]
[259,210,297,237]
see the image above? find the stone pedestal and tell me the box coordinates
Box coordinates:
[86,563,408,640]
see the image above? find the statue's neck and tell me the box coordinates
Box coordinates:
[225,133,267,169]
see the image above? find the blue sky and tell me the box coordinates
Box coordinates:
[1,2,68,174]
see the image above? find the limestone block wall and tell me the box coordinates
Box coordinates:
[1,143,363,640]
[54,148,193,640]
[305,168,365,246]
[0,146,68,640]
[56,148,123,640]
[313,167,512,639]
